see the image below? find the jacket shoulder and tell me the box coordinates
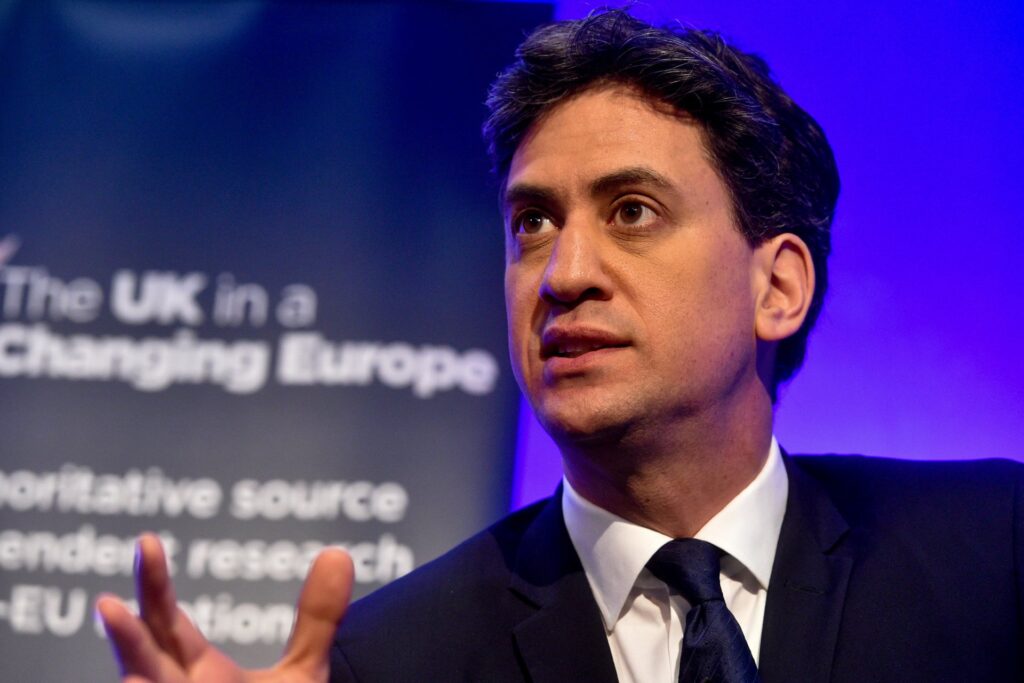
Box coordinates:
[341,496,548,626]
[786,454,1024,538]
[789,452,1024,479]
[777,454,1024,680]
[788,453,1024,510]
[330,497,553,681]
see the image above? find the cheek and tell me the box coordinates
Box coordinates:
[504,269,537,363]
[643,246,756,351]
[504,270,526,325]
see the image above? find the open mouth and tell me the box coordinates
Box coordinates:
[546,342,622,358]
[540,327,630,360]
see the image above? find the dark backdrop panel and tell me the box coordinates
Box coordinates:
[0,0,550,677]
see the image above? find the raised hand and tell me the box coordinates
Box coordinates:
[96,533,353,683]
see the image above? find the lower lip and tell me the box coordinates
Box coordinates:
[543,346,627,378]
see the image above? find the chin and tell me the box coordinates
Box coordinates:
[534,394,636,448]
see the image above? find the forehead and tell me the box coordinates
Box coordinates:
[504,84,714,201]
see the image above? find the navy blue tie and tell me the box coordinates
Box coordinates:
[646,539,760,683]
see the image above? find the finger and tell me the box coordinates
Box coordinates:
[136,534,183,663]
[135,533,209,668]
[96,593,164,681]
[277,548,354,677]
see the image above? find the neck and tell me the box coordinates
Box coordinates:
[560,388,773,538]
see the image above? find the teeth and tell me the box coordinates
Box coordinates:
[557,344,602,357]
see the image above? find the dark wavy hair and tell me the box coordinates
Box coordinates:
[483,10,839,396]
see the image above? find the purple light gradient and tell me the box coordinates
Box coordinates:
[511,0,1024,509]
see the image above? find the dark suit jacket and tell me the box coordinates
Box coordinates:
[331,456,1024,682]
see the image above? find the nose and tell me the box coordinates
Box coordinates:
[539,222,611,307]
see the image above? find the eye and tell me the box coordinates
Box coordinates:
[613,201,657,228]
[512,210,556,235]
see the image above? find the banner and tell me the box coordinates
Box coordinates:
[0,1,550,677]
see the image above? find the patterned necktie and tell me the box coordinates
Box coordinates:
[646,538,760,683]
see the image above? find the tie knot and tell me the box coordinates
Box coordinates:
[646,538,724,605]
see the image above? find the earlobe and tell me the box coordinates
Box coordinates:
[754,233,814,342]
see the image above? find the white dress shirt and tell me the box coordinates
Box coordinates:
[562,437,788,683]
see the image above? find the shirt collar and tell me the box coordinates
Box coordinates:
[562,436,788,631]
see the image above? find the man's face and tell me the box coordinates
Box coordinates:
[503,84,765,446]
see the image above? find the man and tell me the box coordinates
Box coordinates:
[99,10,1024,682]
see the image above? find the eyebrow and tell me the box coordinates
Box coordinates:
[589,167,674,196]
[502,166,675,212]
[501,183,559,213]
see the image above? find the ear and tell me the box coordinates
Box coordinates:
[752,233,815,343]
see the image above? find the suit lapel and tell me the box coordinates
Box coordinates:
[509,490,618,683]
[758,455,853,683]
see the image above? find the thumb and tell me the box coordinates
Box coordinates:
[276,548,354,678]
